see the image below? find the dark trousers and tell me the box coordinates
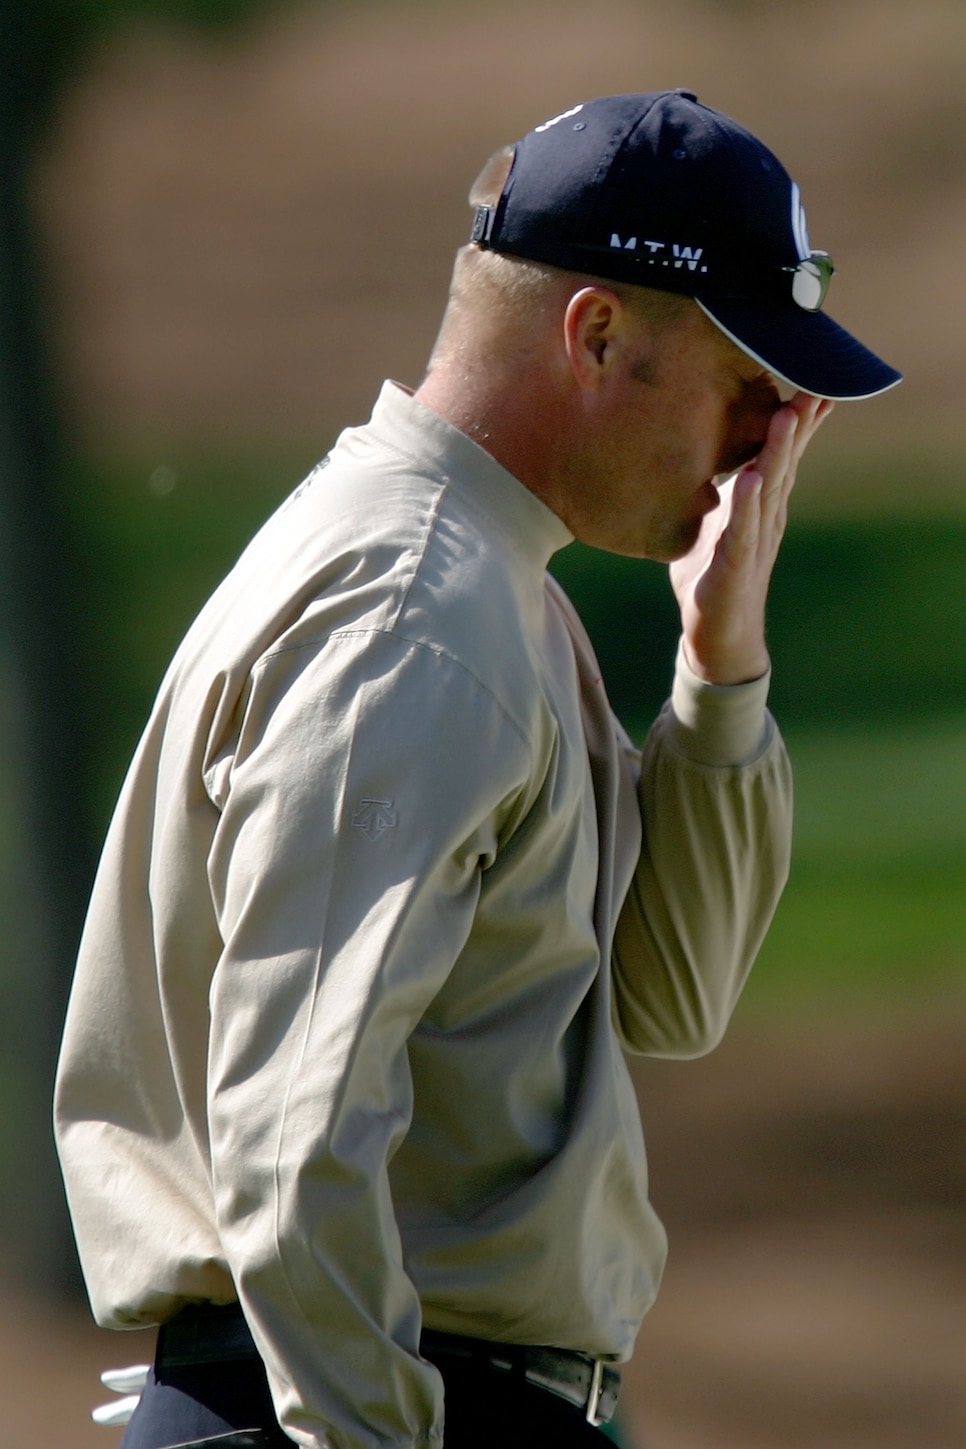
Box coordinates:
[120,1340,616,1449]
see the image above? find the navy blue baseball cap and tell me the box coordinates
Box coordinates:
[470,90,901,401]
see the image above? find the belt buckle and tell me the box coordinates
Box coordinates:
[585,1358,605,1426]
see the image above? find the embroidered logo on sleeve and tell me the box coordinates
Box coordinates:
[352,798,397,841]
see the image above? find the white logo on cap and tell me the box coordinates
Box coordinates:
[790,182,811,262]
[535,104,584,133]
[609,235,708,273]
[672,244,705,270]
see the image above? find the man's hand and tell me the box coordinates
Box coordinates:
[670,393,834,685]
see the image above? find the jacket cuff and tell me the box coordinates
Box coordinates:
[667,638,774,767]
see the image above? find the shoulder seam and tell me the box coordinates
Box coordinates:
[254,627,533,753]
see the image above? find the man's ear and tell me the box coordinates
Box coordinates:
[562,287,624,393]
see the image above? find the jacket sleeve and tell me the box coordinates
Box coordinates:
[610,640,793,1058]
[203,629,529,1449]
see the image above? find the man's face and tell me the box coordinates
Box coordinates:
[567,304,785,560]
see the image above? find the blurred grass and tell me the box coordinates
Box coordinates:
[745,721,966,1008]
[51,444,966,1009]
[59,445,316,827]
[552,515,966,730]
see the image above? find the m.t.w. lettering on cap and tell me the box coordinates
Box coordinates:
[609,235,709,273]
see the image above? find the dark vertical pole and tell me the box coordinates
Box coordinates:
[0,4,93,1298]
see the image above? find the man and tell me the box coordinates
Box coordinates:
[55,91,900,1449]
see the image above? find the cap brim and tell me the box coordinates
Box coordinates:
[695,296,902,402]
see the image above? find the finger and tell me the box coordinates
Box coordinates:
[747,416,800,551]
[761,394,829,513]
[696,473,737,562]
[787,395,833,462]
[726,466,764,556]
[668,485,723,598]
[763,398,833,543]
[704,466,763,579]
[763,397,807,468]
[789,392,834,422]
[777,398,834,520]
[755,406,800,531]
[802,397,835,447]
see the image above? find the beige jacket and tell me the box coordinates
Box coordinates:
[55,382,791,1449]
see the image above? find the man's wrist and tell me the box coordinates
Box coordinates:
[668,638,773,766]
[681,633,770,687]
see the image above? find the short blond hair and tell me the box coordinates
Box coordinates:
[427,146,693,372]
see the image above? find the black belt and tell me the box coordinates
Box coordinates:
[158,1303,621,1428]
[420,1327,620,1427]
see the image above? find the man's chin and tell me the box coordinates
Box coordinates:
[581,512,705,561]
[654,517,705,564]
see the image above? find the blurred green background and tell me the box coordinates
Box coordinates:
[63,452,966,1012]
[2,1,965,1445]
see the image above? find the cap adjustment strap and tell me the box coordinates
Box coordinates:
[471,205,497,246]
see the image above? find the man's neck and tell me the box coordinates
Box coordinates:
[413,367,576,526]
